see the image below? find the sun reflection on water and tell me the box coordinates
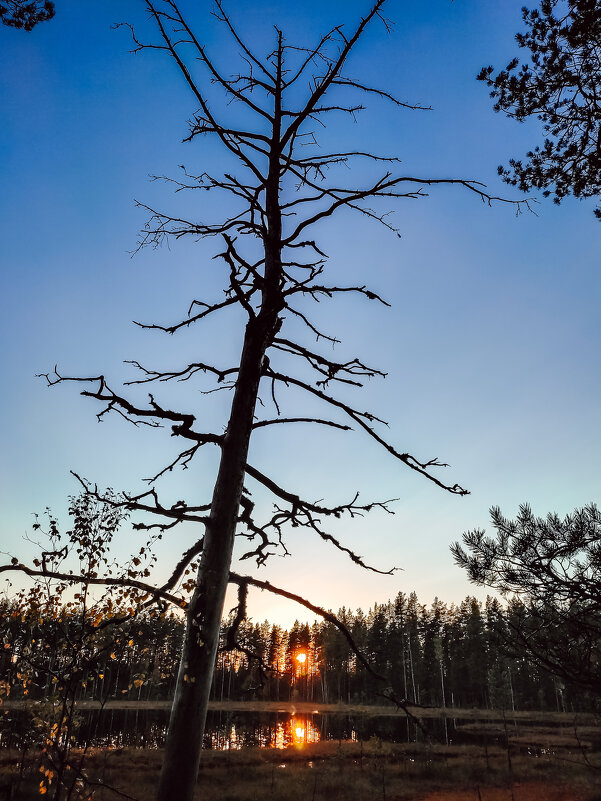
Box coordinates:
[272,715,320,748]
[288,715,319,747]
[206,714,320,750]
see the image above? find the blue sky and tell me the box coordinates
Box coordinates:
[1,0,599,625]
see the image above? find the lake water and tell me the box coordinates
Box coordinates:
[2,707,595,753]
[78,709,423,749]
[0,707,526,750]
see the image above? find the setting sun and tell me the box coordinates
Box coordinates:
[296,652,307,664]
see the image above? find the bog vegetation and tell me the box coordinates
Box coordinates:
[2,585,601,800]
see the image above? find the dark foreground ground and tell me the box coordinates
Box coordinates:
[2,738,599,801]
[1,706,599,800]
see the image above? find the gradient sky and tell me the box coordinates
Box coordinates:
[1,0,599,626]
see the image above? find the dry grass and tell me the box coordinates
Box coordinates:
[2,737,600,801]
[420,787,599,801]
[456,721,600,750]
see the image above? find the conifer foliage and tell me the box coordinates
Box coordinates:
[0,0,54,30]
[452,503,601,696]
[479,0,601,218]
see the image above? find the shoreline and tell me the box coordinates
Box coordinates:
[2,698,597,723]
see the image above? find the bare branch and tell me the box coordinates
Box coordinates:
[284,174,532,246]
[39,370,222,449]
[245,462,398,573]
[272,336,386,388]
[144,1,268,184]
[124,359,238,385]
[159,537,205,594]
[280,0,389,150]
[252,417,351,431]
[282,26,343,89]
[331,77,431,111]
[70,472,211,527]
[212,0,276,86]
[0,561,183,608]
[133,294,240,335]
[162,0,275,122]
[265,368,469,495]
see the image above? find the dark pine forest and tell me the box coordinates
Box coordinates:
[2,592,591,714]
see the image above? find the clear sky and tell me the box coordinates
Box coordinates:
[1,0,599,626]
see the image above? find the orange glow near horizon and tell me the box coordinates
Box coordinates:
[296,652,307,664]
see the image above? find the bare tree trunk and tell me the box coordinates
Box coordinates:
[156,64,283,795]
[155,314,278,800]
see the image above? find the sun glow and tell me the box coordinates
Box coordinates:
[296,652,307,664]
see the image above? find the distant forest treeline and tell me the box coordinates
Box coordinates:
[1,593,592,712]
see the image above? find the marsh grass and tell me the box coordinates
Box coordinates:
[1,736,600,801]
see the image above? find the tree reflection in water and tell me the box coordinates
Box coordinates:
[0,709,327,751]
[0,708,443,750]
